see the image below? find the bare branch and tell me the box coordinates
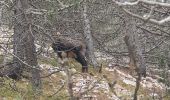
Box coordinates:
[57,0,84,12]
[48,81,65,97]
[122,8,170,25]
[112,0,139,6]
[112,0,170,7]
[140,0,170,7]
[26,8,47,15]
[40,69,63,78]
[0,45,41,70]
[77,77,103,99]
[144,6,155,20]
[112,0,170,25]
[136,26,163,36]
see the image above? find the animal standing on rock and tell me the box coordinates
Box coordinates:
[52,32,88,73]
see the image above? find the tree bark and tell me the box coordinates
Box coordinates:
[13,0,41,93]
[124,35,136,70]
[124,17,146,100]
[82,0,98,68]
[11,0,27,80]
[24,30,42,93]
[0,8,2,26]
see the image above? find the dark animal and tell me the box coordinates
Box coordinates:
[52,37,88,73]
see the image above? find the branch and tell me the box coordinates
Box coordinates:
[25,8,47,15]
[57,0,84,12]
[112,0,170,25]
[48,82,65,97]
[32,24,55,43]
[112,0,139,6]
[113,0,170,7]
[136,26,163,36]
[122,7,170,25]
[141,4,169,14]
[78,77,103,98]
[133,73,141,100]
[40,69,63,78]
[0,45,41,70]
[140,0,170,7]
[144,6,155,20]
[152,26,170,36]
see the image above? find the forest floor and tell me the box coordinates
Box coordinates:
[0,56,170,100]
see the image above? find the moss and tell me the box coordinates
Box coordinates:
[0,77,70,100]
[38,57,58,67]
[0,79,21,99]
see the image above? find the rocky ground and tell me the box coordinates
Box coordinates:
[40,62,167,100]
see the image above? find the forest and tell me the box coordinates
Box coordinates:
[0,0,170,100]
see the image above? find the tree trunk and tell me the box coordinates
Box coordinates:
[82,0,98,68]
[13,0,41,93]
[136,43,146,77]
[10,0,27,80]
[124,35,136,70]
[24,30,42,93]
[0,8,2,26]
[167,48,170,68]
[124,17,146,100]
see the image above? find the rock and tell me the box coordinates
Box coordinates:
[60,71,66,76]
[123,79,136,86]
